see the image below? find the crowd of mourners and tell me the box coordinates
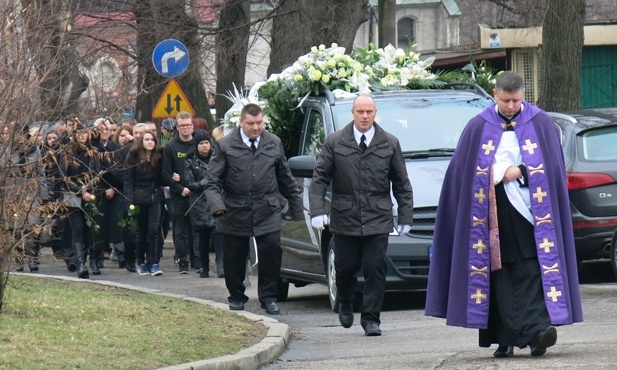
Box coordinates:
[2,112,224,280]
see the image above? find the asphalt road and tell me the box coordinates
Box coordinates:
[29,242,617,370]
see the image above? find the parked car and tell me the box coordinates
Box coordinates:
[550,109,617,276]
[278,84,495,311]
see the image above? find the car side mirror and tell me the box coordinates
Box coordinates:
[289,155,316,178]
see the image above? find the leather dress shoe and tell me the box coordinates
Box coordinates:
[493,345,514,358]
[338,304,354,328]
[261,301,280,315]
[530,326,557,356]
[363,322,382,336]
[229,301,245,311]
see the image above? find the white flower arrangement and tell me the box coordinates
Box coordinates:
[224,43,497,150]
[222,82,269,134]
[265,42,441,99]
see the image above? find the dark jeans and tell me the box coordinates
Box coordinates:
[211,231,224,263]
[135,202,163,266]
[198,227,214,272]
[170,199,194,266]
[223,231,281,305]
[334,234,389,327]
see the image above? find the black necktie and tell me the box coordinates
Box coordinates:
[359,134,367,152]
[249,138,257,153]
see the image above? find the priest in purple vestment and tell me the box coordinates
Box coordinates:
[425,71,583,358]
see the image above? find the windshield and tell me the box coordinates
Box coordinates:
[333,99,491,152]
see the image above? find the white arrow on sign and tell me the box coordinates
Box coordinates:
[161,46,187,74]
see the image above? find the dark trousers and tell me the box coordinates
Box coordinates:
[223,231,281,305]
[198,226,215,273]
[171,212,194,266]
[334,234,389,327]
[68,209,99,261]
[67,209,86,244]
[105,194,125,244]
[135,202,163,266]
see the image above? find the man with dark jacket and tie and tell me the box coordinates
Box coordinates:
[309,94,414,336]
[205,103,303,315]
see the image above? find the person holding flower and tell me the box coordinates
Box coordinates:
[124,130,166,276]
[60,120,101,279]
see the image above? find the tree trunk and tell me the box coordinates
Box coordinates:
[23,0,88,121]
[268,0,369,77]
[378,0,396,47]
[538,0,585,111]
[215,0,251,121]
[133,0,210,122]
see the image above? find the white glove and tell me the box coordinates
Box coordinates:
[397,224,412,235]
[311,215,329,230]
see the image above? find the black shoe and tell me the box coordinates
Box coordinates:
[29,264,39,272]
[229,301,245,311]
[125,263,136,273]
[77,264,89,279]
[338,303,354,328]
[493,345,514,358]
[179,263,189,274]
[363,322,382,336]
[199,270,209,278]
[90,260,101,276]
[118,258,126,268]
[261,301,280,315]
[15,265,24,272]
[530,326,557,356]
[65,259,77,272]
[96,259,104,269]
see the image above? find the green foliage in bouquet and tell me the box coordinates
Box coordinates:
[257,79,307,156]
[83,202,102,233]
[117,205,140,234]
[250,43,500,157]
[461,58,502,95]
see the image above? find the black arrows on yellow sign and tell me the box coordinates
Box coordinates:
[152,79,195,119]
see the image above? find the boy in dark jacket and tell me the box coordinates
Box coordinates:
[162,111,197,273]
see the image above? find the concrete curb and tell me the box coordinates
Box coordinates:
[20,273,289,370]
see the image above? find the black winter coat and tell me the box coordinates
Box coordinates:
[162,135,194,200]
[124,149,165,207]
[309,122,414,236]
[61,144,101,197]
[184,151,215,231]
[205,128,303,236]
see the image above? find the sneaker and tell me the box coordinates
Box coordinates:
[150,264,163,276]
[137,264,150,276]
[179,263,189,274]
[110,250,119,263]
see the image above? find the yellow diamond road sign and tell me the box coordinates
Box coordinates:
[152,79,195,119]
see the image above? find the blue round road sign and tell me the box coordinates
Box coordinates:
[152,39,190,78]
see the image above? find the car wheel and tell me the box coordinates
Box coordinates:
[326,239,340,313]
[610,229,617,280]
[276,278,290,302]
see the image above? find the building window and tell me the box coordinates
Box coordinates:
[512,49,541,104]
[398,18,415,49]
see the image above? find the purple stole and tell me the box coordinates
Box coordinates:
[466,104,570,328]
